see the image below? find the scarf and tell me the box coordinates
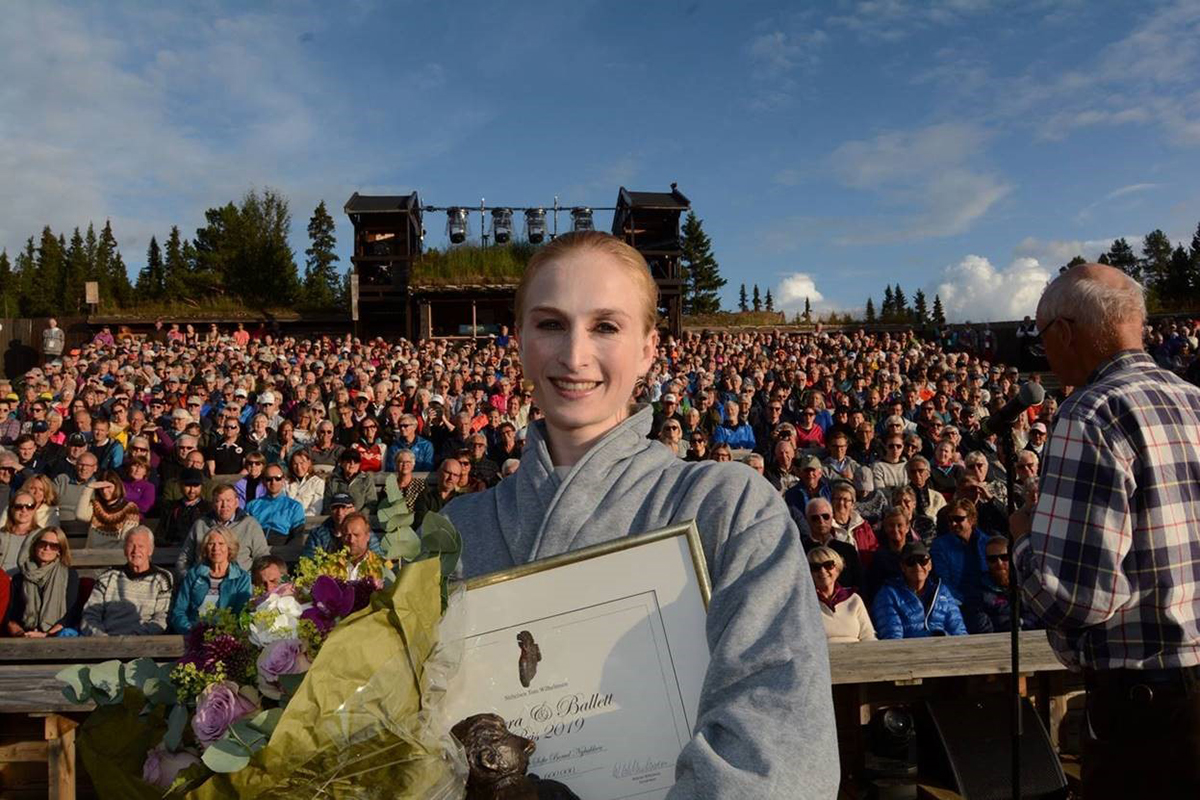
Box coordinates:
[20,555,69,632]
[818,584,853,612]
[91,497,141,535]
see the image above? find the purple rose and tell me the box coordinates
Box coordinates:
[256,639,311,700]
[191,681,258,746]
[143,745,201,788]
[301,575,357,633]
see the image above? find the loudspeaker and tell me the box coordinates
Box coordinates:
[919,696,1068,800]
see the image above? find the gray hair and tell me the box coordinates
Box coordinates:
[741,453,765,469]
[964,450,988,467]
[126,525,155,551]
[806,496,832,516]
[1037,268,1146,337]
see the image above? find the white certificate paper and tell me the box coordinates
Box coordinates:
[439,524,711,800]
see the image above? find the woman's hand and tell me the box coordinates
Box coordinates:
[90,481,113,491]
[25,630,49,639]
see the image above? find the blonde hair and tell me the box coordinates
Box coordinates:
[26,474,59,507]
[515,231,659,334]
[807,545,844,572]
[202,527,240,564]
[30,526,72,567]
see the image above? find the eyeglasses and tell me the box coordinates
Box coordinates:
[949,514,969,523]
[12,503,35,511]
[986,553,1010,563]
[809,560,837,572]
[887,444,904,450]
[223,424,240,430]
[902,556,930,568]
[264,476,284,483]
[807,513,832,521]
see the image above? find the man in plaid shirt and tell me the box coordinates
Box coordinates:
[1012,263,1200,799]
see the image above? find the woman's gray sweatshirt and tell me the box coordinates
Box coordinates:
[442,405,840,799]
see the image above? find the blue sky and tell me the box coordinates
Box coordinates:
[3,0,1200,320]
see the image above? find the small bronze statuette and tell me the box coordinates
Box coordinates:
[517,630,541,688]
[452,713,580,800]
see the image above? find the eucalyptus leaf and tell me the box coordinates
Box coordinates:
[383,474,404,503]
[141,676,178,707]
[124,657,162,690]
[56,664,93,704]
[201,736,251,773]
[164,703,188,751]
[381,527,420,561]
[249,707,283,736]
[276,671,305,703]
[88,660,126,704]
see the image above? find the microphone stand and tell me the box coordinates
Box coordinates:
[1001,424,1023,800]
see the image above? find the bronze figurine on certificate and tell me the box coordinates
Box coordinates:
[517,630,541,688]
[452,713,579,800]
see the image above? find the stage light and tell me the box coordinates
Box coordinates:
[492,208,513,244]
[447,207,469,244]
[571,207,594,232]
[525,208,546,244]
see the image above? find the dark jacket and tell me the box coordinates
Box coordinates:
[8,569,81,632]
[323,468,378,514]
[870,577,967,639]
[155,497,212,547]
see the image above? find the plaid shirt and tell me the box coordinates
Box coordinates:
[1015,350,1200,669]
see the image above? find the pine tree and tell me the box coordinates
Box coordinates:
[1064,255,1087,271]
[25,227,64,317]
[1162,245,1193,304]
[15,237,37,316]
[1141,229,1173,289]
[62,227,89,313]
[865,297,876,323]
[803,296,812,323]
[764,288,774,312]
[913,289,928,325]
[882,285,895,319]
[1189,221,1200,298]
[137,236,165,299]
[95,221,131,307]
[303,201,341,309]
[738,283,748,312]
[0,251,14,318]
[932,294,946,325]
[163,226,190,299]
[752,284,762,312]
[1104,237,1140,281]
[892,285,908,320]
[679,212,725,314]
[84,223,99,282]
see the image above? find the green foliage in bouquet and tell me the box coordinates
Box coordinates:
[378,489,461,609]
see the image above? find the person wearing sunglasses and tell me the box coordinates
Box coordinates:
[5,527,80,638]
[870,541,966,639]
[871,434,909,493]
[808,545,875,644]
[929,499,993,630]
[246,465,306,546]
[1,491,42,574]
[801,497,862,592]
[961,536,1042,635]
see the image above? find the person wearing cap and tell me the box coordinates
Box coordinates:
[301,492,383,559]
[255,391,283,431]
[783,454,832,531]
[46,431,91,486]
[1025,420,1048,460]
[155,467,211,547]
[649,392,684,440]
[31,420,64,467]
[246,464,306,546]
[322,448,378,517]
[870,541,967,639]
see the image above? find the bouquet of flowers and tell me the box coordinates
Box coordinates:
[58,513,466,799]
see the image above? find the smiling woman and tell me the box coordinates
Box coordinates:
[439,231,839,800]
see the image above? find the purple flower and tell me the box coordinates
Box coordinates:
[191,681,258,746]
[256,639,311,700]
[143,745,201,788]
[349,578,379,612]
[311,575,356,618]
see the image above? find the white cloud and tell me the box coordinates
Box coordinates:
[826,0,995,41]
[1013,236,1128,267]
[774,272,826,311]
[745,20,828,110]
[932,254,1051,321]
[826,123,1011,243]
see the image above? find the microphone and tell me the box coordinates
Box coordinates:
[981,381,1046,437]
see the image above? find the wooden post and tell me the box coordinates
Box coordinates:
[44,714,77,800]
[471,300,477,341]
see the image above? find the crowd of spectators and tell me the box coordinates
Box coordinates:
[0,315,1197,640]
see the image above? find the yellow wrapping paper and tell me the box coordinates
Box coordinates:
[182,557,466,799]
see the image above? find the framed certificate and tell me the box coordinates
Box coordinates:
[438,521,711,800]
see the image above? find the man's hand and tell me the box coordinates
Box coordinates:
[1009,488,1038,540]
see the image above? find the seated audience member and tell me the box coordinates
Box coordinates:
[830,481,879,570]
[0,474,60,529]
[285,449,325,516]
[711,400,755,450]
[741,452,765,476]
[323,449,378,516]
[684,432,708,462]
[822,429,860,484]
[467,432,501,486]
[246,464,306,546]
[808,545,876,644]
[905,455,946,530]
[122,458,157,516]
[80,526,172,636]
[177,484,269,574]
[864,508,917,602]
[871,541,967,639]
[454,448,488,494]
[1,491,41,574]
[413,458,463,529]
[765,439,800,493]
[53,449,97,533]
[930,499,992,616]
[250,554,288,594]
[5,527,80,638]
[155,468,211,547]
[871,434,909,492]
[962,535,1042,634]
[308,422,344,468]
[76,470,142,549]
[800,498,862,592]
[233,453,268,509]
[301,492,381,558]
[928,439,959,498]
[336,513,392,584]
[170,527,252,633]
[784,455,832,531]
[386,450,426,513]
[709,443,733,462]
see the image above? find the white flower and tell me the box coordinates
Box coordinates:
[248,594,307,648]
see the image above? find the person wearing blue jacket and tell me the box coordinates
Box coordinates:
[246,464,307,545]
[872,541,968,639]
[929,500,991,618]
[385,415,435,472]
[710,400,756,450]
[170,528,252,633]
